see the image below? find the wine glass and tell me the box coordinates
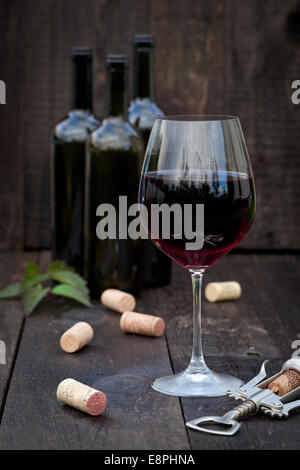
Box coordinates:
[139,115,256,397]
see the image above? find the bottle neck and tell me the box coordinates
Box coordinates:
[71,54,93,112]
[133,46,154,100]
[105,64,128,119]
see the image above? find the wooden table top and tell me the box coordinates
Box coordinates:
[0,251,299,450]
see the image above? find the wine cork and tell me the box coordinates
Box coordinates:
[57,379,107,416]
[268,369,300,396]
[101,289,136,313]
[60,322,94,353]
[120,311,165,337]
[205,281,241,302]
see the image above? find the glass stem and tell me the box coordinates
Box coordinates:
[187,269,207,373]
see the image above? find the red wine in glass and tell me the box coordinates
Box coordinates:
[144,169,255,269]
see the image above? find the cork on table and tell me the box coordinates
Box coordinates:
[0,251,299,450]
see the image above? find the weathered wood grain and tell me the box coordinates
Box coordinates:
[140,256,281,361]
[0,1,299,249]
[139,254,300,450]
[0,300,189,450]
[0,252,39,416]
[0,2,24,250]
[1,253,298,449]
[225,0,300,250]
[249,254,300,357]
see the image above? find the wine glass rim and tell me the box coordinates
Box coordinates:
[155,114,239,122]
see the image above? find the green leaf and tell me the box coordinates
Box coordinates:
[23,262,40,282]
[51,284,91,307]
[0,283,21,299]
[0,259,89,315]
[50,270,89,294]
[23,284,50,314]
[47,261,74,273]
[22,273,50,287]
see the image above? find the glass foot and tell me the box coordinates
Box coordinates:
[152,367,243,398]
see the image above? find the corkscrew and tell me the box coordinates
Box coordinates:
[186,357,300,436]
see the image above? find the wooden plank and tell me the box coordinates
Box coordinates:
[0,252,299,449]
[225,0,300,250]
[0,300,189,450]
[14,0,299,250]
[23,0,99,249]
[249,254,300,358]
[141,256,281,361]
[0,252,39,415]
[0,1,299,250]
[0,2,24,250]
[149,254,299,450]
[0,299,23,417]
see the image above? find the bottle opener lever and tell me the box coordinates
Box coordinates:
[186,357,300,436]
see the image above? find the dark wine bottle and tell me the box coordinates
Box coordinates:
[85,55,144,298]
[50,47,100,274]
[128,34,171,288]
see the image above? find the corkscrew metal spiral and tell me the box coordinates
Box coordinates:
[186,358,300,436]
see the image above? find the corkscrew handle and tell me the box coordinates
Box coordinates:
[186,400,257,436]
[186,413,241,436]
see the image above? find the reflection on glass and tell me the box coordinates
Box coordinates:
[140,116,256,397]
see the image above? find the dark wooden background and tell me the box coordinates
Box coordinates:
[1,0,300,251]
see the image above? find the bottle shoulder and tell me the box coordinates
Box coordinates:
[53,111,100,142]
[89,117,144,152]
[128,98,164,130]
